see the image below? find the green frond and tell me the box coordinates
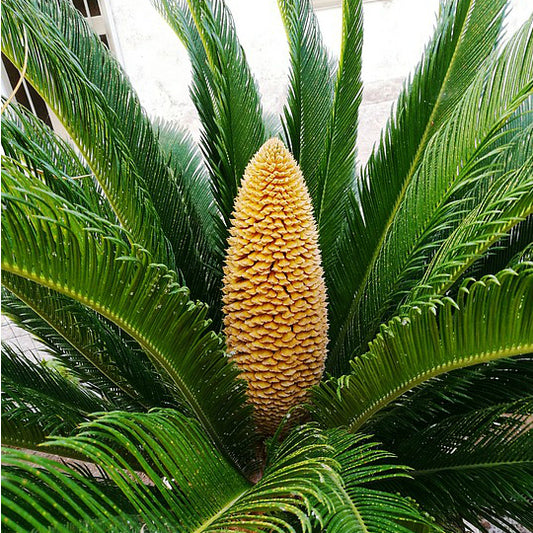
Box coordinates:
[1,420,48,457]
[2,448,136,532]
[457,214,533,284]
[278,0,363,268]
[2,411,348,532]
[278,0,335,207]
[154,0,267,231]
[365,356,533,531]
[1,102,114,221]
[378,27,532,311]
[368,355,533,441]
[150,116,225,314]
[1,161,256,474]
[404,156,533,309]
[315,0,363,267]
[431,100,533,286]
[153,119,226,321]
[316,429,432,532]
[328,13,533,373]
[384,400,533,532]
[312,264,533,432]
[2,343,109,444]
[154,118,222,255]
[2,0,175,270]
[479,97,533,177]
[2,0,222,310]
[1,282,174,411]
[264,109,283,138]
[503,220,533,267]
[440,100,533,281]
[327,0,510,374]
[401,95,533,308]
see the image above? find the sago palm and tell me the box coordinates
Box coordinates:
[1,0,532,531]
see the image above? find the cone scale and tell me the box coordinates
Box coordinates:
[223,138,328,434]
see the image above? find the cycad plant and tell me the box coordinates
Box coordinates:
[1,0,532,531]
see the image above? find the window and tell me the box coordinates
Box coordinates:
[71,0,121,56]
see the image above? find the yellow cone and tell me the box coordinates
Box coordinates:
[222,138,328,434]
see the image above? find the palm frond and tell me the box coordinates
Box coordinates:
[315,0,363,266]
[402,95,533,308]
[316,429,432,533]
[456,213,533,285]
[365,355,533,531]
[2,104,199,408]
[154,0,267,231]
[2,0,175,270]
[151,116,226,315]
[476,97,533,177]
[2,343,109,444]
[2,420,49,457]
[312,264,533,432]
[367,355,533,441]
[327,0,510,374]
[2,410,349,532]
[278,0,335,208]
[278,0,364,268]
[154,118,222,256]
[153,118,226,324]
[404,156,533,309]
[1,101,114,221]
[2,448,136,532]
[2,0,223,310]
[433,100,533,285]
[1,281,174,410]
[328,13,533,373]
[1,160,256,474]
[384,400,533,532]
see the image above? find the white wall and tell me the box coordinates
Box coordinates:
[107,0,532,162]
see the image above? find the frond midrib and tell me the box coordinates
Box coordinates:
[411,459,533,476]
[347,343,533,433]
[2,438,98,466]
[337,483,371,533]
[192,492,245,533]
